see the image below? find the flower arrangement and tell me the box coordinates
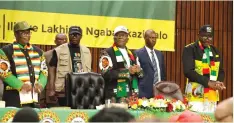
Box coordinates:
[128,94,190,112]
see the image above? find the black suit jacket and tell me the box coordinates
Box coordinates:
[101,47,139,99]
[182,41,225,88]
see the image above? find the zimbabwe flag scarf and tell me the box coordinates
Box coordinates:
[198,41,219,101]
[113,44,138,97]
[198,41,217,80]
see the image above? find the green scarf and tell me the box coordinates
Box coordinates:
[113,45,138,97]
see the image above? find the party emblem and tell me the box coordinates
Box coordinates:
[138,112,155,120]
[1,110,16,122]
[66,111,89,123]
[99,56,113,71]
[206,27,212,33]
[38,110,60,123]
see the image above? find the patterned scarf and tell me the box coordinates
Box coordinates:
[198,41,217,80]
[13,42,41,83]
[198,41,219,101]
[113,44,138,97]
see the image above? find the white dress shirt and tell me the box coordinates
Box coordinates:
[145,46,161,82]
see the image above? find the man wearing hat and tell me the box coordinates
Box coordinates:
[1,21,48,107]
[99,26,143,103]
[48,26,91,106]
[182,25,226,112]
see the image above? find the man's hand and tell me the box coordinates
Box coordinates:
[133,65,141,73]
[208,81,226,90]
[129,65,141,74]
[216,81,226,90]
[21,83,32,93]
[34,83,43,93]
[48,90,57,101]
[129,66,135,75]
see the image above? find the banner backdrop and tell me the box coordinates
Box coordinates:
[0,1,175,51]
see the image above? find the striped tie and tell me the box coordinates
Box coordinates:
[151,50,158,84]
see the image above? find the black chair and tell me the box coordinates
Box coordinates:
[65,72,105,109]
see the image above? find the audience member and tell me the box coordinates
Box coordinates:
[89,107,134,122]
[215,97,233,122]
[12,107,39,122]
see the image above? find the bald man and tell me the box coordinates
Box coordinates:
[215,97,233,122]
[40,33,67,107]
[135,29,166,98]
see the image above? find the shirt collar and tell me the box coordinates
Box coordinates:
[145,46,154,53]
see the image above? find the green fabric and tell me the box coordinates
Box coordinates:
[3,75,23,90]
[0,108,215,122]
[117,82,127,97]
[38,72,47,89]
[0,49,23,90]
[113,46,139,97]
[204,48,211,65]
[0,1,175,20]
[132,76,138,90]
[13,21,34,32]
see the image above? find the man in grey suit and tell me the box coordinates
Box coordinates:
[135,29,166,98]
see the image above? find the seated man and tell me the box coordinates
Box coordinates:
[99,26,143,103]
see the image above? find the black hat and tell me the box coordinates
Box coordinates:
[69,26,82,35]
[199,25,213,34]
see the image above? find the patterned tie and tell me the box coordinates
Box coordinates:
[151,50,158,84]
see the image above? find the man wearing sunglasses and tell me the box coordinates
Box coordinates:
[182,25,225,112]
[48,26,91,106]
[0,21,48,107]
[99,26,143,103]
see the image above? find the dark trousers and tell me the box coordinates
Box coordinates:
[57,97,66,106]
[3,90,40,108]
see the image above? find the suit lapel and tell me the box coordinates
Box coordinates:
[143,47,155,71]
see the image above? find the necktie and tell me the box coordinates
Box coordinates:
[151,50,158,84]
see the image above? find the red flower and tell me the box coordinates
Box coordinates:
[182,96,189,105]
[154,94,164,99]
[171,98,177,102]
[166,103,173,112]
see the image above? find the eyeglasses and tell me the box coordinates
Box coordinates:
[201,36,213,40]
[19,31,32,36]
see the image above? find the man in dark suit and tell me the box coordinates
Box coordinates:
[99,26,143,103]
[135,29,166,98]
